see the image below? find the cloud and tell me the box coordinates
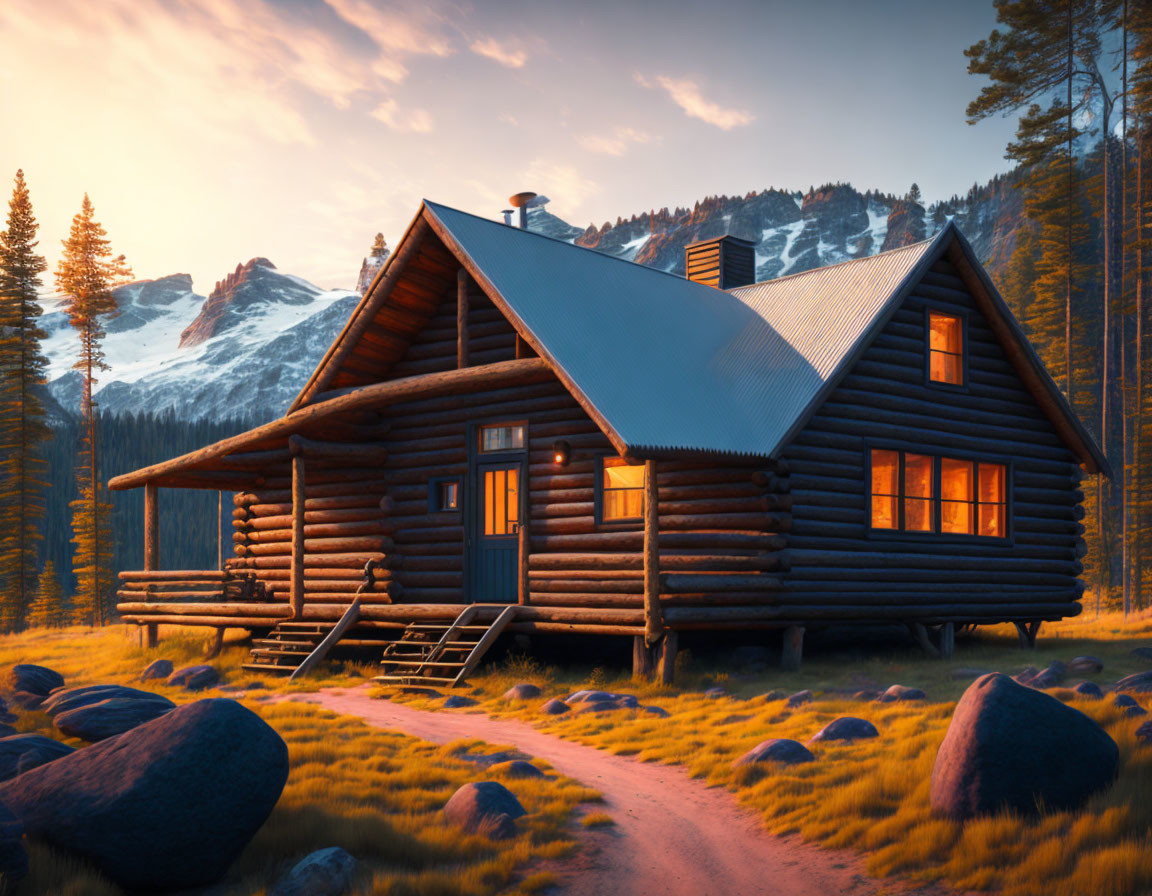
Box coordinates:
[371,98,434,133]
[636,74,753,130]
[523,160,597,211]
[578,126,653,156]
[470,35,528,68]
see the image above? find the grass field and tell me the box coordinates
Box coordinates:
[379,611,1152,896]
[0,625,599,896]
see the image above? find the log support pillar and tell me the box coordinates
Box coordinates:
[457,268,469,369]
[290,454,306,620]
[939,622,955,660]
[632,636,654,679]
[142,483,160,649]
[518,461,530,605]
[643,460,664,649]
[656,630,677,684]
[205,627,225,658]
[1014,620,1041,649]
[634,630,677,684]
[781,625,804,671]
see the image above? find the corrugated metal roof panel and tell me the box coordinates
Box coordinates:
[425,201,938,458]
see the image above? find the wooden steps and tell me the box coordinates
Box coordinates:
[243,622,332,675]
[375,605,518,687]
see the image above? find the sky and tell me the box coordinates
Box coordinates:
[0,0,1019,292]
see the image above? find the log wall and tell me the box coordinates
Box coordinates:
[776,258,1086,626]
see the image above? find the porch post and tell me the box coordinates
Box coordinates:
[518,463,530,605]
[291,454,306,620]
[643,460,665,649]
[141,483,159,648]
[457,267,469,368]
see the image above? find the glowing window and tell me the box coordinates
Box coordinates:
[903,453,935,532]
[941,458,975,534]
[929,312,964,385]
[977,463,1007,538]
[601,458,644,521]
[870,449,899,529]
[479,423,525,453]
[483,468,519,535]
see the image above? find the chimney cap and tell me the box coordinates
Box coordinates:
[683,234,758,250]
[508,191,538,208]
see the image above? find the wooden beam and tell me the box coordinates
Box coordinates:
[643,460,664,647]
[457,267,469,368]
[288,435,388,466]
[144,484,159,572]
[519,462,530,606]
[291,455,306,620]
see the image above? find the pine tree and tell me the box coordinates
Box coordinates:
[0,169,50,632]
[26,559,65,628]
[55,195,130,626]
[906,183,922,204]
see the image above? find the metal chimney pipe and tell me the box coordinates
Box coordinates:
[508,191,537,229]
[501,209,514,226]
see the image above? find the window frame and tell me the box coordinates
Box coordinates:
[595,455,646,526]
[428,476,461,514]
[923,304,969,392]
[864,440,1013,544]
[477,421,528,455]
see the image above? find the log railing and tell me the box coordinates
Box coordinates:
[117,569,268,605]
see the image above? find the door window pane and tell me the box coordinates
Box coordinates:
[483,468,520,535]
[602,458,644,520]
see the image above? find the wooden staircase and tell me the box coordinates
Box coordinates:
[375,605,517,687]
[243,621,334,675]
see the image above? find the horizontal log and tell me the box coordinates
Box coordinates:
[116,590,227,601]
[662,602,1080,623]
[288,435,388,466]
[237,479,391,506]
[528,593,643,607]
[528,553,784,572]
[240,552,388,569]
[248,496,384,516]
[118,570,226,582]
[506,622,643,637]
[247,508,384,530]
[239,536,390,557]
[660,574,781,593]
[245,522,392,544]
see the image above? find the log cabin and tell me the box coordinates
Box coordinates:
[110,199,1109,683]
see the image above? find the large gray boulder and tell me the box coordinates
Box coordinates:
[41,684,172,718]
[271,847,357,896]
[442,781,525,840]
[930,673,1119,820]
[0,735,74,783]
[53,696,175,742]
[0,698,289,890]
[733,738,814,767]
[0,801,26,892]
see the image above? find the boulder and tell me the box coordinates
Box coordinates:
[1113,694,1145,716]
[540,699,570,715]
[1014,666,1040,685]
[615,694,640,708]
[9,693,43,711]
[1130,647,1152,664]
[0,698,289,890]
[877,685,926,703]
[54,696,177,742]
[643,706,670,717]
[1029,662,1068,689]
[786,690,813,708]
[443,696,476,709]
[733,738,814,768]
[6,664,63,699]
[1136,720,1152,747]
[0,801,27,891]
[1114,671,1152,694]
[0,735,74,783]
[41,684,172,718]
[1068,656,1103,675]
[489,760,544,779]
[930,673,1119,820]
[442,781,525,840]
[761,690,786,702]
[853,690,880,701]
[1073,682,1103,699]
[566,690,615,704]
[140,659,174,682]
[503,683,541,701]
[0,727,14,742]
[704,687,726,699]
[271,847,357,896]
[809,717,879,744]
[167,664,219,691]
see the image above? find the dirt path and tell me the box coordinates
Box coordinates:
[281,687,947,896]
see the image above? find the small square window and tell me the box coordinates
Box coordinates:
[601,457,644,521]
[479,423,525,453]
[928,311,964,385]
[429,478,460,512]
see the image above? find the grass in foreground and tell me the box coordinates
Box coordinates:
[0,625,599,896]
[381,611,1152,896]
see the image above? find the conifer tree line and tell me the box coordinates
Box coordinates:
[967,0,1152,612]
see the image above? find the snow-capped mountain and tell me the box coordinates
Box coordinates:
[42,260,358,424]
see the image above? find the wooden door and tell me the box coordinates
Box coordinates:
[472,462,520,602]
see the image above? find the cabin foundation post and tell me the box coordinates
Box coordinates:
[1014,620,1041,649]
[910,622,941,658]
[290,453,306,620]
[656,630,677,684]
[642,459,666,653]
[205,627,225,658]
[142,483,159,649]
[781,625,804,671]
[939,622,955,660]
[456,268,469,368]
[632,636,655,679]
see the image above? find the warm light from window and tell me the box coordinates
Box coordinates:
[929,312,963,384]
[870,449,1006,537]
[602,457,644,520]
[870,449,898,529]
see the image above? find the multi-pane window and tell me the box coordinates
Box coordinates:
[601,457,644,520]
[483,468,519,535]
[479,423,525,453]
[870,449,1007,538]
[928,311,964,385]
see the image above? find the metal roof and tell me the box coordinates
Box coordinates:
[425,201,940,459]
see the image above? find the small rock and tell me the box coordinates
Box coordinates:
[1068,656,1103,675]
[733,738,815,768]
[1114,694,1140,708]
[6,664,63,700]
[566,690,615,705]
[786,690,813,708]
[1029,662,1068,689]
[877,685,926,703]
[442,781,525,840]
[271,847,357,896]
[54,695,177,742]
[575,700,624,714]
[489,760,544,779]
[140,659,174,682]
[443,696,476,709]
[167,664,219,691]
[0,801,27,890]
[930,673,1119,820]
[1130,647,1152,664]
[1124,704,1148,718]
[810,717,879,743]
[643,706,670,717]
[704,687,726,699]
[1073,682,1103,699]
[853,690,880,701]
[540,699,570,715]
[761,690,786,702]
[503,683,541,701]
[1114,671,1152,694]
[41,684,172,718]
[0,735,74,783]
[1135,720,1152,747]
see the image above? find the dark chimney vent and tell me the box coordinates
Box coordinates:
[508,191,537,228]
[684,235,757,289]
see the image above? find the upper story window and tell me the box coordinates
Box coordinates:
[870,448,1007,538]
[600,457,644,521]
[479,423,525,453]
[928,311,964,385]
